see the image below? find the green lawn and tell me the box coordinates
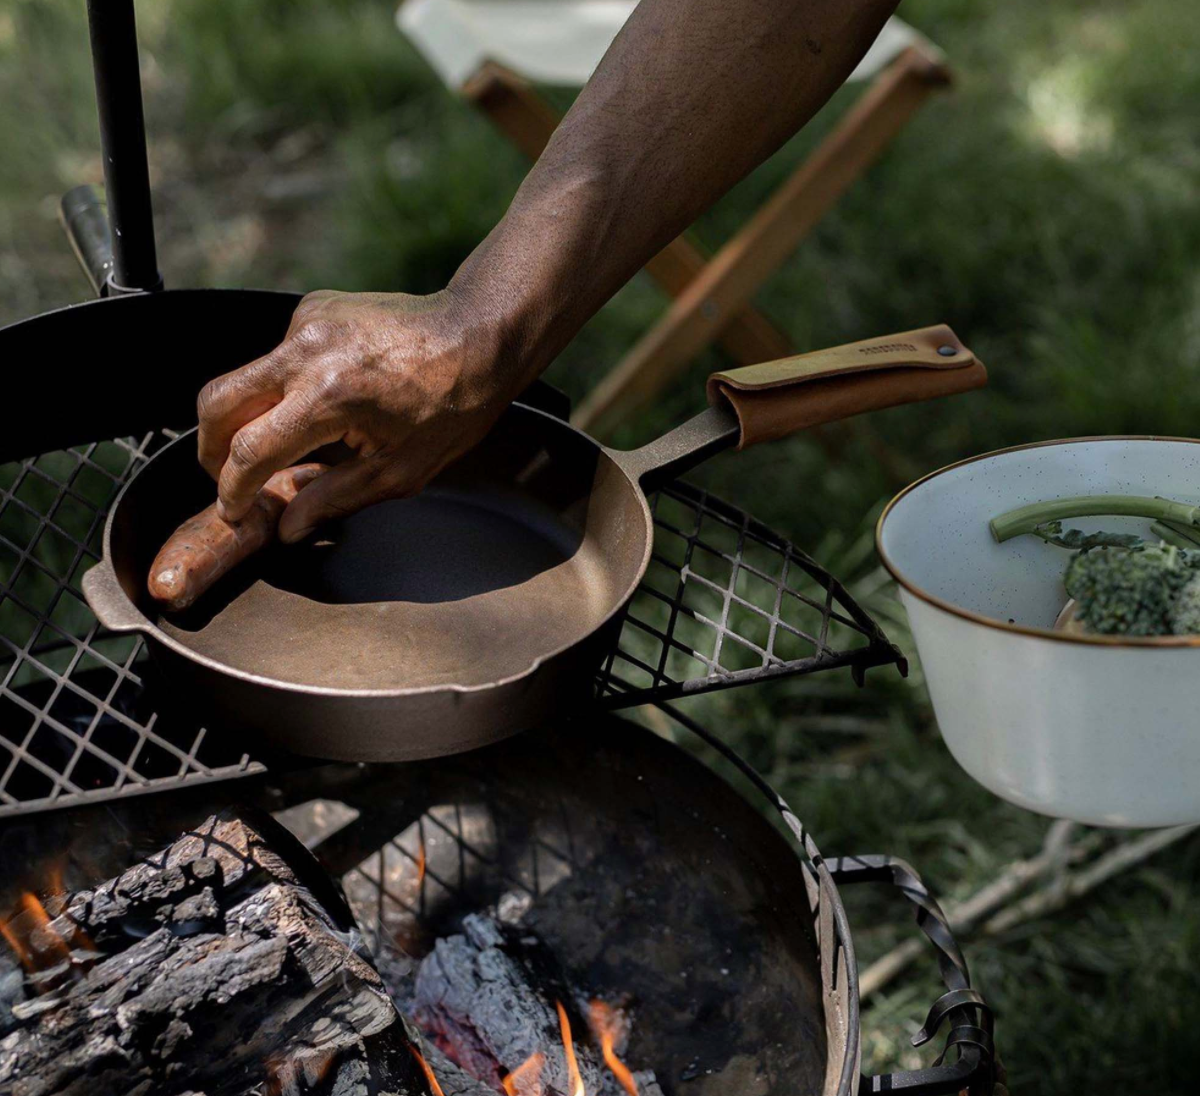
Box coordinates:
[3,0,1200,1092]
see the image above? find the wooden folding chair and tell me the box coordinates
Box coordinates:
[400,1,950,436]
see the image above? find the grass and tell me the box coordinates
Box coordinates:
[3,0,1200,1092]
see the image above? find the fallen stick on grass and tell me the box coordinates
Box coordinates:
[861,821,1198,999]
[979,822,1199,936]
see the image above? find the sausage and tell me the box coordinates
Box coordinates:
[148,464,327,612]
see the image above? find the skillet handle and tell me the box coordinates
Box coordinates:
[707,324,986,450]
[617,325,985,489]
[81,560,144,634]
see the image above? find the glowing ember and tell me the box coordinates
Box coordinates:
[0,893,72,974]
[555,1001,586,1096]
[502,1051,546,1096]
[589,1001,638,1096]
[410,1046,447,1096]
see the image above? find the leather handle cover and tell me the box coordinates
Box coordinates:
[705,324,986,449]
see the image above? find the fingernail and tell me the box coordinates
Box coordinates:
[218,499,248,523]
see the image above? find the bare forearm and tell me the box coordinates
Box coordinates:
[453,0,899,380]
[194,0,902,536]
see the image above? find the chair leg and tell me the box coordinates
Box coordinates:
[462,61,562,161]
[572,46,950,436]
[462,62,794,366]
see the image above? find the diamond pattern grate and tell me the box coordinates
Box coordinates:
[0,434,901,818]
[0,433,262,816]
[596,482,902,705]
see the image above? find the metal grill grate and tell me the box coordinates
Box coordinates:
[0,435,901,818]
[597,482,902,705]
[0,433,262,816]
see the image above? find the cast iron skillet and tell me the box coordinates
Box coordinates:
[83,325,984,761]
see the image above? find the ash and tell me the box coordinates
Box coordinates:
[379,908,663,1096]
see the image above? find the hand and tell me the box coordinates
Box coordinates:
[196,287,522,543]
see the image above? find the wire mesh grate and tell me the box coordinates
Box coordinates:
[596,482,902,705]
[0,434,901,818]
[0,433,262,816]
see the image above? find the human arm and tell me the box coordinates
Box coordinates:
[198,0,900,541]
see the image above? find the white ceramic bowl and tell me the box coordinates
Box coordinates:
[877,437,1200,827]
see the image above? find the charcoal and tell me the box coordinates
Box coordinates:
[410,913,660,1096]
[0,955,23,1031]
[0,810,430,1096]
[418,1045,493,1096]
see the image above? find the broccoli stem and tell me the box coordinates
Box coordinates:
[990,495,1200,544]
[1151,522,1197,550]
[1156,519,1200,548]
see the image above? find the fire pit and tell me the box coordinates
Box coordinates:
[0,351,993,1093]
[0,251,993,1096]
[0,711,994,1096]
[1,312,951,1096]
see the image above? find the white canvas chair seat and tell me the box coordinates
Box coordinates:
[400,0,941,92]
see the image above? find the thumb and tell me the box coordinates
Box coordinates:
[277,456,408,543]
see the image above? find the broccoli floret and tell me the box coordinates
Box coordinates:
[1170,574,1200,636]
[989,494,1200,635]
[1064,545,1200,636]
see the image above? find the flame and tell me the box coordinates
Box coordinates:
[410,1046,446,1096]
[555,1001,586,1096]
[0,913,26,966]
[416,839,427,885]
[1,893,72,974]
[46,862,67,902]
[589,1001,638,1096]
[502,1052,546,1096]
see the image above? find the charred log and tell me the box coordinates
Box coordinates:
[0,810,430,1096]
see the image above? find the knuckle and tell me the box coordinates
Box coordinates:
[313,367,356,406]
[298,289,334,310]
[289,294,326,329]
[290,318,337,352]
[196,379,224,423]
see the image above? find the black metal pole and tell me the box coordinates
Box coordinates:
[86,0,162,293]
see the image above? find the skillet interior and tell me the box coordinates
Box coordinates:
[110,406,650,690]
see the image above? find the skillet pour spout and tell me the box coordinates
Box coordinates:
[83,324,985,762]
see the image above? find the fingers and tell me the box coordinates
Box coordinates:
[278,457,412,544]
[216,398,342,522]
[196,355,286,481]
[261,462,330,506]
[198,292,343,478]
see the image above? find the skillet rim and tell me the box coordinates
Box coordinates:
[92,403,656,698]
